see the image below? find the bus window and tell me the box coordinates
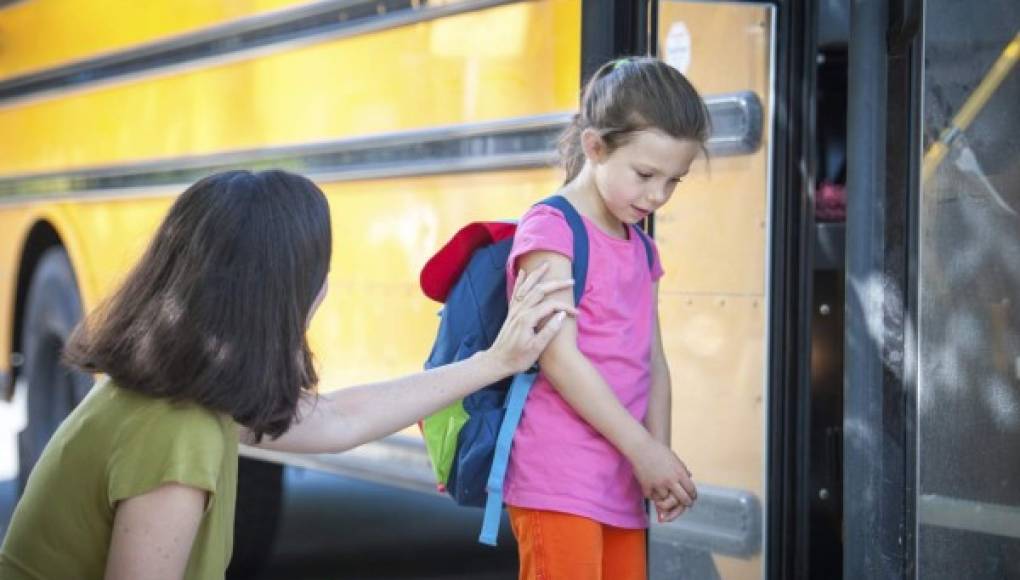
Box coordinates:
[917,0,1020,576]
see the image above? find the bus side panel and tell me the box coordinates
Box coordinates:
[308,168,564,395]
[0,0,317,81]
[0,0,581,176]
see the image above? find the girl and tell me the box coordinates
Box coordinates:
[0,170,575,580]
[504,57,710,579]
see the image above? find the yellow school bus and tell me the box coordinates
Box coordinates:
[0,0,768,577]
[4,0,1016,578]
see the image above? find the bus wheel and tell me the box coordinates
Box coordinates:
[16,248,93,492]
[227,457,284,578]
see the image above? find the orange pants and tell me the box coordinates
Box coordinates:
[508,506,647,580]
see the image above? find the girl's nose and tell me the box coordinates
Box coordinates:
[649,187,668,206]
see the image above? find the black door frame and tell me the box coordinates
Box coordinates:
[843,0,922,577]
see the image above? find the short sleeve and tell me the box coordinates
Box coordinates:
[506,205,575,292]
[107,405,226,509]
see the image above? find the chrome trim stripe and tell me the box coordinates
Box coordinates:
[0,114,568,201]
[0,94,763,202]
[918,494,1020,540]
[0,0,518,107]
[240,434,439,495]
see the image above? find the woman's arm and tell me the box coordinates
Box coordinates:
[105,483,206,580]
[247,263,575,453]
[517,251,695,512]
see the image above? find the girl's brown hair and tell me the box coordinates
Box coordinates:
[64,170,332,441]
[559,57,711,184]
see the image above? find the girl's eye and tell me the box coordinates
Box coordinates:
[636,171,653,180]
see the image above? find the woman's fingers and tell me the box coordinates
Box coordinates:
[533,311,567,347]
[520,279,575,309]
[525,301,577,330]
[514,262,550,301]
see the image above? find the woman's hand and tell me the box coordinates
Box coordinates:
[487,262,577,375]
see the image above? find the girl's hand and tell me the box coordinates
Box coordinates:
[653,490,690,523]
[488,262,577,375]
[630,438,697,519]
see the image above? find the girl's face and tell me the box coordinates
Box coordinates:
[584,128,702,224]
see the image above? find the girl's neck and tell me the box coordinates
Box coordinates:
[560,168,629,239]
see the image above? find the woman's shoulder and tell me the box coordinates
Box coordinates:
[102,378,231,439]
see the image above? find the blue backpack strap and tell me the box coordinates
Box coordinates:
[478,196,590,546]
[479,371,538,545]
[536,195,588,306]
[631,224,656,272]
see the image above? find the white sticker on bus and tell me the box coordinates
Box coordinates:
[665,22,692,74]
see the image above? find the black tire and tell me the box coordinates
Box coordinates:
[17,248,93,493]
[227,457,284,580]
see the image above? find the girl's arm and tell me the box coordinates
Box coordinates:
[247,263,575,453]
[644,286,692,521]
[517,251,696,513]
[105,483,206,580]
[644,284,671,445]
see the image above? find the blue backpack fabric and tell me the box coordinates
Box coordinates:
[420,195,654,545]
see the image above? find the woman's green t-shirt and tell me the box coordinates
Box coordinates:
[0,378,239,579]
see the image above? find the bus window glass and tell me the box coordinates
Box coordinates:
[917,2,1020,577]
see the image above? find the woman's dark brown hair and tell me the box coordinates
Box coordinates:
[559,56,711,184]
[64,170,332,441]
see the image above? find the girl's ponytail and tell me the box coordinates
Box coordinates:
[558,114,586,184]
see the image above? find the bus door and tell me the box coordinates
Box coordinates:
[633,3,779,579]
[841,0,1019,577]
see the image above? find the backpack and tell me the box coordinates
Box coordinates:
[418,195,654,545]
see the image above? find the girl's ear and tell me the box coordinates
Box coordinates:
[581,128,609,164]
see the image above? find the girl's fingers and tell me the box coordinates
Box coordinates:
[678,471,697,501]
[669,481,695,507]
[649,484,670,503]
[655,494,681,511]
[663,504,687,522]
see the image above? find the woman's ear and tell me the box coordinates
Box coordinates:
[581,128,609,164]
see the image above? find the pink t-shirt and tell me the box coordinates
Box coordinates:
[503,204,664,529]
